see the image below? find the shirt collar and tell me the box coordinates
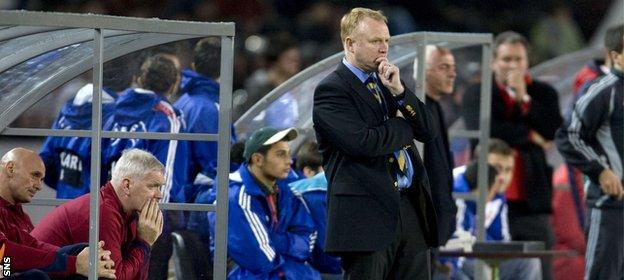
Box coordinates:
[239,164,279,196]
[0,195,20,211]
[102,182,135,222]
[342,58,375,84]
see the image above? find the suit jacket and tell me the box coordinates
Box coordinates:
[462,77,562,214]
[424,96,457,245]
[313,62,439,253]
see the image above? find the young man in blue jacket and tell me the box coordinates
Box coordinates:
[439,139,541,280]
[288,141,341,276]
[211,127,319,280]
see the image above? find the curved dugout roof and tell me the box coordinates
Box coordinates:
[0,28,203,130]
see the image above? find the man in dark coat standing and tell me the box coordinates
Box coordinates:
[313,7,439,279]
[421,45,458,246]
[462,31,562,280]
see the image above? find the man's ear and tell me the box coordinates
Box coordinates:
[5,162,15,177]
[251,153,264,166]
[303,166,317,178]
[122,178,131,195]
[345,37,354,53]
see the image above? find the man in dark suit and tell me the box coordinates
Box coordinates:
[462,31,562,280]
[313,7,439,279]
[421,45,458,247]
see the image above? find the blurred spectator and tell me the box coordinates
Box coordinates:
[439,139,542,280]
[39,84,116,199]
[38,61,136,199]
[530,2,585,63]
[174,38,224,200]
[234,32,301,127]
[462,31,562,280]
[288,141,342,277]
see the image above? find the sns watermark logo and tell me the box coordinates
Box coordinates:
[0,243,10,277]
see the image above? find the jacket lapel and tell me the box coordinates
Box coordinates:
[335,63,385,120]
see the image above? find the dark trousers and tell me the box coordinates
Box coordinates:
[5,270,50,280]
[340,194,430,280]
[508,212,554,280]
[585,207,624,280]
[148,210,186,280]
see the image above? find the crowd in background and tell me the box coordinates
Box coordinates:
[0,0,611,90]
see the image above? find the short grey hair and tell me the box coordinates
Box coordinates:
[111,149,164,185]
[413,45,451,80]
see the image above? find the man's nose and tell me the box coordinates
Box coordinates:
[379,43,388,53]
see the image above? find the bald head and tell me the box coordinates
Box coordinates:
[0,147,45,204]
[1,148,43,165]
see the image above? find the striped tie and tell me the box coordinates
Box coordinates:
[366,80,383,104]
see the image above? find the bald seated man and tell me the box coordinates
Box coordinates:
[0,148,115,280]
[33,148,164,280]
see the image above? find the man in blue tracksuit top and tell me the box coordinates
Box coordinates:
[288,141,341,275]
[40,84,116,199]
[438,139,541,280]
[102,54,189,204]
[210,127,319,280]
[102,54,190,280]
[174,37,235,202]
[555,25,624,280]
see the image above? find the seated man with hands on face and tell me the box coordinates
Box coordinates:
[0,148,115,280]
[32,149,164,280]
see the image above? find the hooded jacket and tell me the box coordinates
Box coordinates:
[103,88,190,203]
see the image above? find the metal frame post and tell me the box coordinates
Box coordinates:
[88,28,104,279]
[474,42,493,280]
[213,35,234,280]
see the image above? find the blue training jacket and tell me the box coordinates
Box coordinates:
[288,172,342,274]
[453,166,511,242]
[175,69,225,201]
[102,88,190,203]
[40,85,116,199]
[208,164,320,280]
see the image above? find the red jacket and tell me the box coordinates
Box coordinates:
[32,182,151,280]
[0,196,77,277]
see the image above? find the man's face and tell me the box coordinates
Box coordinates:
[256,141,293,181]
[492,42,528,84]
[277,47,301,78]
[7,156,45,203]
[347,17,390,72]
[426,51,456,97]
[128,170,164,212]
[487,153,514,193]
